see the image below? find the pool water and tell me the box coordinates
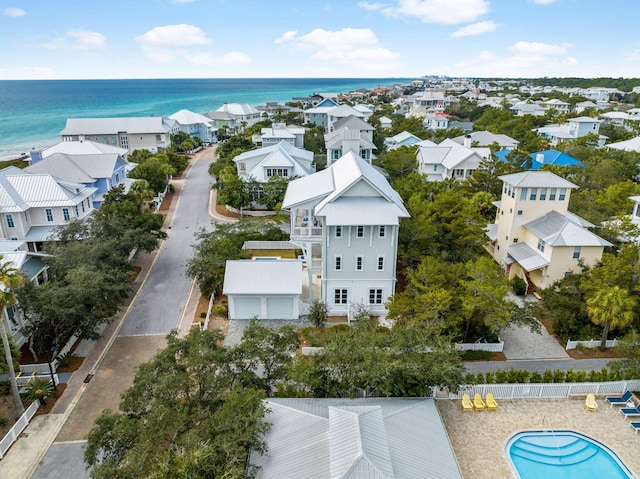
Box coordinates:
[507,430,634,479]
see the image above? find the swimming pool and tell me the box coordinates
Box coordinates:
[507,430,634,479]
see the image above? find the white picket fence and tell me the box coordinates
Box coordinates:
[0,400,39,459]
[445,380,640,400]
[456,338,504,352]
[566,338,618,350]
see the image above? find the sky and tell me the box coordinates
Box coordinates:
[1,0,639,80]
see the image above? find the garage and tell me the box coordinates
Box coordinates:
[223,260,303,320]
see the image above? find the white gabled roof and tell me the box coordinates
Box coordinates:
[41,140,127,157]
[606,136,640,152]
[499,171,578,189]
[452,130,518,148]
[60,117,174,135]
[387,131,422,144]
[524,210,612,247]
[216,103,260,115]
[417,139,480,170]
[234,141,314,181]
[222,260,302,295]
[169,109,213,125]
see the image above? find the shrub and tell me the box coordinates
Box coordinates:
[529,372,543,383]
[0,416,7,427]
[326,324,351,339]
[24,378,54,405]
[307,299,328,328]
[512,277,527,296]
[460,350,492,361]
[54,352,77,368]
[464,373,477,385]
[212,305,227,317]
[0,380,10,395]
[200,312,207,319]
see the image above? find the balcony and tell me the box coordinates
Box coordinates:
[291,215,323,239]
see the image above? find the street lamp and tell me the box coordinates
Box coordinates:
[43,334,58,388]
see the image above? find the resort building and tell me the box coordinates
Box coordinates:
[60,117,178,155]
[485,171,611,291]
[282,151,409,318]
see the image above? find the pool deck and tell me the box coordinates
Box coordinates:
[437,397,640,478]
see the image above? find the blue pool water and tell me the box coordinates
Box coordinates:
[507,430,634,479]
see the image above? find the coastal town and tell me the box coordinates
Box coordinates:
[2,76,640,478]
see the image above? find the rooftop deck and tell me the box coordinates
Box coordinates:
[437,397,640,478]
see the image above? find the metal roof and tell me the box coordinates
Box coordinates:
[332,115,373,131]
[506,243,549,272]
[524,210,612,247]
[41,140,127,157]
[168,109,213,125]
[320,197,405,226]
[499,171,578,189]
[251,398,462,479]
[24,225,60,242]
[60,117,174,135]
[222,260,302,295]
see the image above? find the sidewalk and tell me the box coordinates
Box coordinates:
[0,148,200,478]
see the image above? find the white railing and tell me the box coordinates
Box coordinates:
[0,400,39,459]
[445,380,640,400]
[292,227,323,238]
[456,338,504,352]
[566,338,618,350]
[16,373,59,387]
[19,363,57,375]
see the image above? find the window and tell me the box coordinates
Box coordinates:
[454,168,464,177]
[517,210,523,216]
[103,136,108,144]
[266,168,288,177]
[369,289,383,304]
[378,226,385,237]
[356,256,363,271]
[6,214,14,228]
[360,149,370,159]
[433,164,438,172]
[530,188,538,200]
[537,238,545,252]
[513,238,519,243]
[120,136,128,149]
[81,202,85,213]
[334,255,342,271]
[573,246,581,259]
[45,209,54,222]
[156,134,162,142]
[549,188,557,200]
[520,187,528,201]
[63,208,70,221]
[75,205,79,217]
[377,256,384,271]
[539,188,547,200]
[559,188,567,201]
[334,288,348,304]
[357,226,364,238]
[111,136,116,144]
[331,149,342,159]
[239,163,246,172]
[335,226,342,238]
[115,173,120,183]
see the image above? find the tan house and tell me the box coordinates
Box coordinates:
[485,171,611,291]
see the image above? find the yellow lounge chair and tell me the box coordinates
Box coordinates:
[585,393,598,412]
[461,393,473,412]
[473,393,485,411]
[485,393,498,410]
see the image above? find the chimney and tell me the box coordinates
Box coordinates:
[463,134,472,148]
[536,153,544,164]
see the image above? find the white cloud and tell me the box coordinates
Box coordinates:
[275,30,297,44]
[276,27,401,72]
[439,41,576,77]
[451,20,498,37]
[136,24,249,66]
[4,7,26,17]
[380,0,489,25]
[0,67,54,80]
[171,0,195,3]
[42,30,107,52]
[531,0,559,4]
[358,1,386,11]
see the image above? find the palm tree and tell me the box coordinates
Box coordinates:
[129,179,155,212]
[0,258,25,417]
[586,285,636,351]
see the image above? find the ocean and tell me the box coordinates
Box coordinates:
[0,78,408,159]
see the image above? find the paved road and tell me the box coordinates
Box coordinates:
[30,149,217,479]
[119,154,215,336]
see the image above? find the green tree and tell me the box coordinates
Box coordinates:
[586,285,636,350]
[129,155,175,193]
[85,329,270,479]
[259,175,290,210]
[0,259,25,417]
[217,166,250,210]
[379,146,418,184]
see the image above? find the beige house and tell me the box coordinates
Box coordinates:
[485,171,611,291]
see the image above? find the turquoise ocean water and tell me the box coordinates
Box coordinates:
[0,78,407,159]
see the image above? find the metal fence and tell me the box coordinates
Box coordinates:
[0,400,39,459]
[445,380,640,400]
[566,338,618,350]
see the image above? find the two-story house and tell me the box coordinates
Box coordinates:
[26,140,135,207]
[304,99,367,132]
[256,123,306,149]
[450,131,519,151]
[60,117,178,155]
[282,151,409,318]
[325,116,377,166]
[168,109,218,144]
[485,171,611,291]
[214,103,262,130]
[384,131,423,151]
[416,138,489,181]
[536,117,607,147]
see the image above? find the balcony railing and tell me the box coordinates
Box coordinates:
[292,226,323,238]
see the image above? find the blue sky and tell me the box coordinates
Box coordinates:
[1,0,639,80]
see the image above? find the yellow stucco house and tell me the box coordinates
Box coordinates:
[485,171,611,291]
